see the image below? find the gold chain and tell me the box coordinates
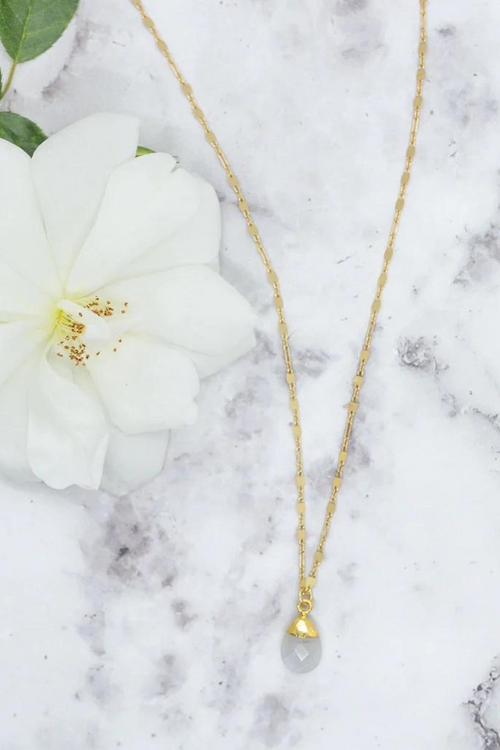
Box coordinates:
[130,0,428,612]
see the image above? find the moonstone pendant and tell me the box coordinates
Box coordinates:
[281,615,322,673]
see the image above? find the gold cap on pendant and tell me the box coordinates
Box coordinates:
[286,615,319,639]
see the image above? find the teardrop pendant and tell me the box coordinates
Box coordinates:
[281,615,322,673]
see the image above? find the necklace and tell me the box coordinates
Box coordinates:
[131,0,429,673]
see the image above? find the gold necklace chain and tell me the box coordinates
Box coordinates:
[131,0,428,617]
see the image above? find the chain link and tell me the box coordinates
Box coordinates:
[130,0,428,605]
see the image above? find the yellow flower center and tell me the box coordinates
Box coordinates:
[53,295,130,367]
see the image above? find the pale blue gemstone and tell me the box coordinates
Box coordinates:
[281,633,322,673]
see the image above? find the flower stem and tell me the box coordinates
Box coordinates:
[0,60,18,102]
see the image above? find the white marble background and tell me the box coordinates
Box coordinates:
[1,0,500,748]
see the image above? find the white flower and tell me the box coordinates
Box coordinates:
[0,113,255,493]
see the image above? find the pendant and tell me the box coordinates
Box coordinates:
[281,614,322,673]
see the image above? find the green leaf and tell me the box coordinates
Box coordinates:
[136,145,155,158]
[0,111,46,155]
[0,0,79,64]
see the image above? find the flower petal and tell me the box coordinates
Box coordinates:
[0,139,59,296]
[120,178,221,277]
[27,355,109,489]
[0,357,39,483]
[0,258,52,321]
[185,331,258,379]
[66,154,203,295]
[100,428,170,496]
[87,335,199,434]
[102,266,256,376]
[31,113,140,283]
[0,321,48,388]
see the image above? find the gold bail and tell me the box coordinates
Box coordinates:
[297,586,313,615]
[286,615,319,639]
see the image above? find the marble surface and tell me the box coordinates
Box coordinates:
[1,0,500,748]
